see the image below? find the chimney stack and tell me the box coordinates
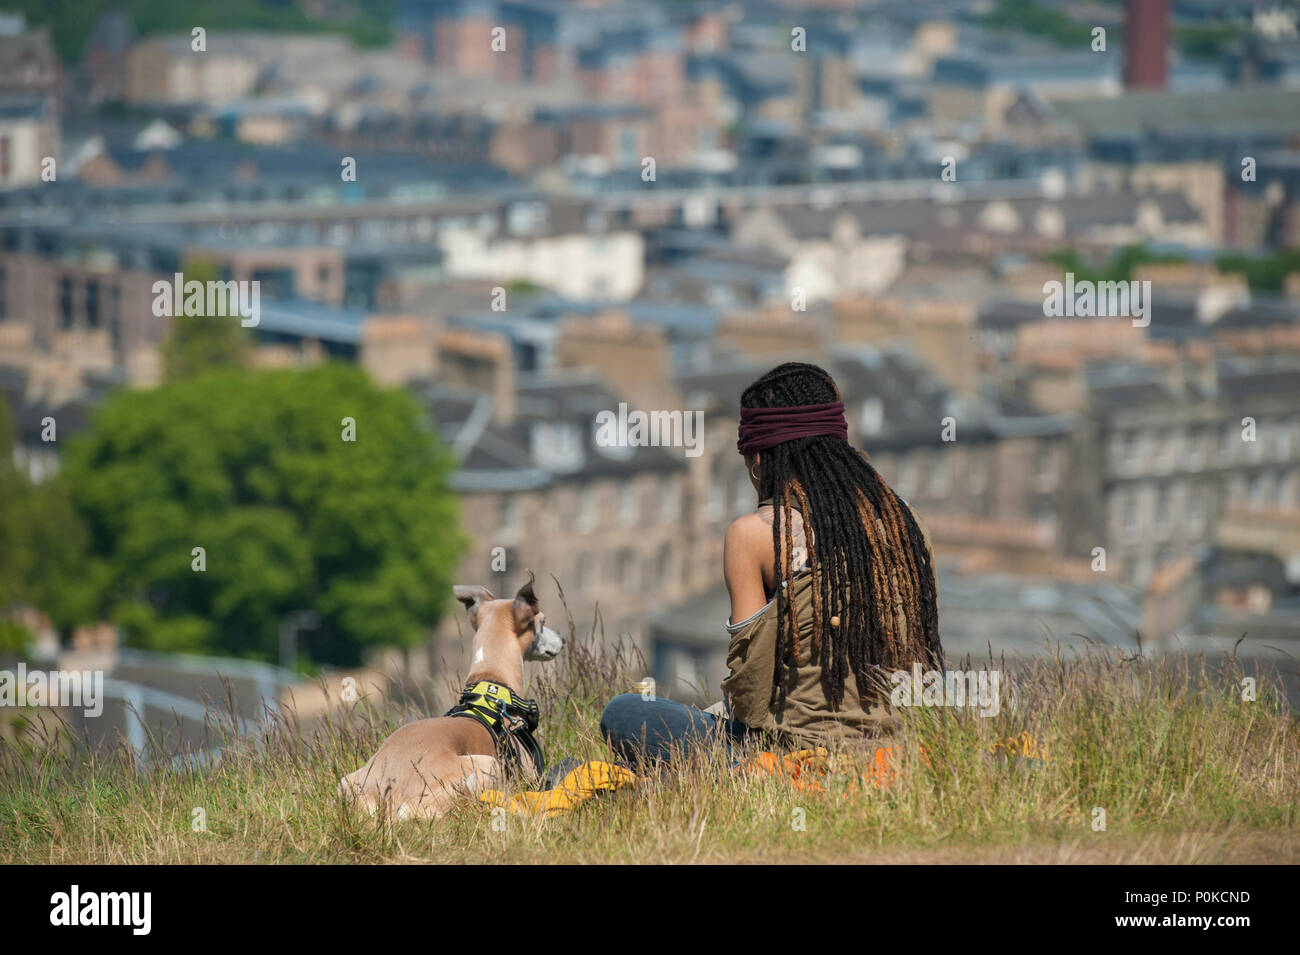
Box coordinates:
[1123,0,1171,91]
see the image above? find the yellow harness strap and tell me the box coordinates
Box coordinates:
[445,680,544,777]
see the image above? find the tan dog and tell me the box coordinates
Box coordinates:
[338,574,564,820]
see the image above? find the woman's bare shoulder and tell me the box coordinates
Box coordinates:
[725,510,770,544]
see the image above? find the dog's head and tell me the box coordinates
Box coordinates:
[453,571,565,662]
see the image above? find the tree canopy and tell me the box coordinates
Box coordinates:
[0,394,91,642]
[161,257,252,382]
[57,363,465,667]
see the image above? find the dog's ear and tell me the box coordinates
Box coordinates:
[453,585,494,627]
[512,571,538,632]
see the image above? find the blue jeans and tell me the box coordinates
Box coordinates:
[600,694,758,767]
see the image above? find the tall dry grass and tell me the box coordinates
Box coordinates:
[1,612,1297,864]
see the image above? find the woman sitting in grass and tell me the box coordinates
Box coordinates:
[601,361,944,765]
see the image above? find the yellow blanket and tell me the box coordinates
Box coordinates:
[479,761,641,816]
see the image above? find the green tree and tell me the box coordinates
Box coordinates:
[60,363,465,666]
[1051,244,1300,294]
[11,1,395,62]
[0,393,91,636]
[1047,244,1189,284]
[18,475,97,633]
[161,257,251,381]
[0,392,24,610]
[981,0,1095,47]
[1216,249,1300,293]
[1177,24,1245,61]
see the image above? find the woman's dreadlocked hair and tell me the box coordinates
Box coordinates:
[741,361,942,710]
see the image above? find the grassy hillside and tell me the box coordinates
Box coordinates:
[1,618,1297,864]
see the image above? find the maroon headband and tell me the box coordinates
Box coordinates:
[737,401,848,454]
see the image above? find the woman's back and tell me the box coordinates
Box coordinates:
[601,360,944,768]
[722,497,932,744]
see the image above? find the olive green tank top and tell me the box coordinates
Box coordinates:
[720,497,935,745]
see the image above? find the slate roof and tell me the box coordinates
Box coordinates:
[415,371,687,494]
[1052,88,1300,138]
[760,191,1199,242]
[671,343,1024,451]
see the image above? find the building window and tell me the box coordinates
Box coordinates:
[1154,489,1172,538]
[1188,488,1207,532]
[1185,426,1205,470]
[673,649,700,693]
[1134,431,1154,472]
[1033,501,1057,537]
[1121,491,1139,539]
[618,127,637,165]
[1122,431,1140,470]
[1034,441,1055,488]
[1156,429,1177,470]
[1109,431,1126,470]
[928,453,950,496]
[1283,471,1300,510]
[619,483,638,527]
[86,280,100,329]
[251,268,294,300]
[59,277,73,329]
[859,397,884,436]
[497,494,519,540]
[660,479,680,523]
[1249,473,1270,509]
[895,456,916,497]
[967,451,988,494]
[656,543,672,586]
[577,485,598,533]
[1221,425,1239,462]
[617,549,636,586]
[706,475,725,521]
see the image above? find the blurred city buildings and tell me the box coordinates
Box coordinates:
[2,0,1298,722]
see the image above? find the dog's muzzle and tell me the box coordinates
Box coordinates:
[526,611,565,661]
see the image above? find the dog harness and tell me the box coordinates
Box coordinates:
[445,680,545,778]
